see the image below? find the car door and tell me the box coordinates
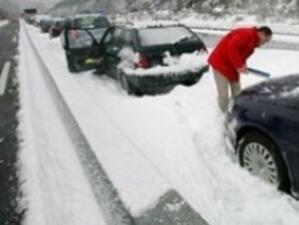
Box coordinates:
[101,27,126,79]
[63,27,109,73]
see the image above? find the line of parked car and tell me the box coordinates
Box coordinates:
[31,15,65,38]
[27,12,299,200]
[29,12,209,96]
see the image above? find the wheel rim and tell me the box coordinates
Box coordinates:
[242,142,279,186]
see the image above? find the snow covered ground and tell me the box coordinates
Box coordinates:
[193,28,299,45]
[18,24,107,225]
[0,20,9,28]
[114,12,299,36]
[180,14,299,36]
[19,22,299,225]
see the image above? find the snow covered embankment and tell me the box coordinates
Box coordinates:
[114,12,299,36]
[20,22,209,225]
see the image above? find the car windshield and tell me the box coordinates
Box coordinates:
[138,26,197,47]
[74,15,110,29]
[67,28,107,48]
[89,28,108,42]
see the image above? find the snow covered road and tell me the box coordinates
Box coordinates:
[19,22,299,225]
[18,23,108,225]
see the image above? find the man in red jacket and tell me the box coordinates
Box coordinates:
[208,26,272,112]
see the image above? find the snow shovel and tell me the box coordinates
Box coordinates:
[247,67,271,78]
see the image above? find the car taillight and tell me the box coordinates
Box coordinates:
[134,53,150,69]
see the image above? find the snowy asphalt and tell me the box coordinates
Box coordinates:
[0,21,24,225]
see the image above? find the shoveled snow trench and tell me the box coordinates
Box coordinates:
[18,21,299,225]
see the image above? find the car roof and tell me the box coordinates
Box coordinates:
[128,22,184,29]
[115,24,187,32]
[74,13,107,19]
[52,17,64,21]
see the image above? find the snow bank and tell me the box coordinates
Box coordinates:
[194,28,299,44]
[114,12,299,36]
[281,87,299,98]
[119,48,208,76]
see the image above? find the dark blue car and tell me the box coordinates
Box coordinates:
[227,74,299,199]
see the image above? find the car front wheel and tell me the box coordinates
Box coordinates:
[238,131,289,191]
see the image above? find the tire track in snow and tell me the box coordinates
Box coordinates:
[22,22,135,225]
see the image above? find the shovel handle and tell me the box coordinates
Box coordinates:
[247,67,271,78]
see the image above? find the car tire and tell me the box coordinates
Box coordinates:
[238,131,290,192]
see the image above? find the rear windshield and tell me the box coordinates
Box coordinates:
[67,28,108,49]
[138,26,198,47]
[74,16,110,29]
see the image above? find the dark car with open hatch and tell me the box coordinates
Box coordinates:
[62,23,209,96]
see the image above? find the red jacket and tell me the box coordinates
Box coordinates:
[208,27,260,82]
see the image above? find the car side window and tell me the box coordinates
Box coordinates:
[67,29,93,49]
[111,28,125,47]
[123,30,132,46]
[102,30,113,45]
[102,28,123,46]
[104,28,125,55]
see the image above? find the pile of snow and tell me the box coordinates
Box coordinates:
[118,48,208,76]
[281,87,299,98]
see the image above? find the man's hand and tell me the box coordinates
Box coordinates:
[238,65,248,74]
